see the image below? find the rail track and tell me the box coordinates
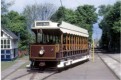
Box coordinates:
[3,68,56,80]
[97,50,121,80]
[106,54,121,63]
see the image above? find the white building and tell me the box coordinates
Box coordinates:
[1,27,18,61]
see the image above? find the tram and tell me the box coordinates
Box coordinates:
[29,21,90,69]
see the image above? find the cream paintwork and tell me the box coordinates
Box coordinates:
[31,21,89,37]
[57,55,90,68]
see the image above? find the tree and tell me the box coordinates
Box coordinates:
[1,0,14,27]
[98,5,111,16]
[1,1,32,50]
[23,3,56,31]
[51,7,77,24]
[75,5,97,40]
[2,11,31,50]
[99,1,121,52]
[1,0,14,15]
[51,5,97,41]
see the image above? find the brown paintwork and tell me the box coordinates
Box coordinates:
[30,45,56,59]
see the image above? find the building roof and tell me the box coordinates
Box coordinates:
[31,21,89,37]
[1,27,18,39]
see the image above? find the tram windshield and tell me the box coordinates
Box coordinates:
[36,30,61,44]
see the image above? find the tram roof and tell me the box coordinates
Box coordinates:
[31,21,89,37]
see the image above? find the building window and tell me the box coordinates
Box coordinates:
[1,50,4,54]
[1,55,4,59]
[6,50,10,54]
[1,39,10,49]
[7,40,10,44]
[6,55,10,59]
[1,40,3,44]
[4,40,6,44]
[7,40,10,48]
[1,40,3,48]
[4,45,6,48]
[1,31,3,37]
[1,45,3,48]
[7,45,10,48]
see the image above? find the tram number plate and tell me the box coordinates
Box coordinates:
[39,62,45,66]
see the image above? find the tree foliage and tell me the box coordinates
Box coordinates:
[1,0,33,50]
[99,1,121,52]
[98,5,112,16]
[51,5,97,40]
[1,0,14,15]
[2,11,31,50]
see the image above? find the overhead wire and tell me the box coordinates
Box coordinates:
[59,0,65,21]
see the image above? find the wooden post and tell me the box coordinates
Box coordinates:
[76,36,78,49]
[74,35,75,50]
[82,37,83,50]
[66,33,68,50]
[78,36,79,49]
[86,38,88,49]
[84,38,86,49]
[75,36,77,50]
[79,36,80,49]
[83,37,85,49]
[69,34,70,50]
[75,36,77,49]
[61,34,63,57]
[72,35,73,50]
[79,37,80,49]
[84,37,85,50]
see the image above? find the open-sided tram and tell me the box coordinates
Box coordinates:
[29,21,90,70]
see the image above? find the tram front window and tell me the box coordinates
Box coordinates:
[37,33,60,44]
[37,33,42,43]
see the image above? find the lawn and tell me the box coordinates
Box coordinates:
[1,55,29,71]
[19,61,30,69]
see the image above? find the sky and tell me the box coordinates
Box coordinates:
[8,0,117,40]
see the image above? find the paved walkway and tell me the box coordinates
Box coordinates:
[1,60,27,80]
[45,54,118,80]
[98,53,121,79]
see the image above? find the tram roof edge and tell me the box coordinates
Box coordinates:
[31,20,89,37]
[59,21,89,37]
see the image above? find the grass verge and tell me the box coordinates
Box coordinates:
[1,61,17,71]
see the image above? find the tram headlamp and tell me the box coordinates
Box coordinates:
[39,50,45,55]
[39,47,45,55]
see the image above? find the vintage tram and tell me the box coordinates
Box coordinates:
[29,21,90,69]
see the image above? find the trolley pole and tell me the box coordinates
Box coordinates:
[92,39,95,62]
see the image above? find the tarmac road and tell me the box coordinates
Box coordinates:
[3,53,118,80]
[44,54,118,80]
